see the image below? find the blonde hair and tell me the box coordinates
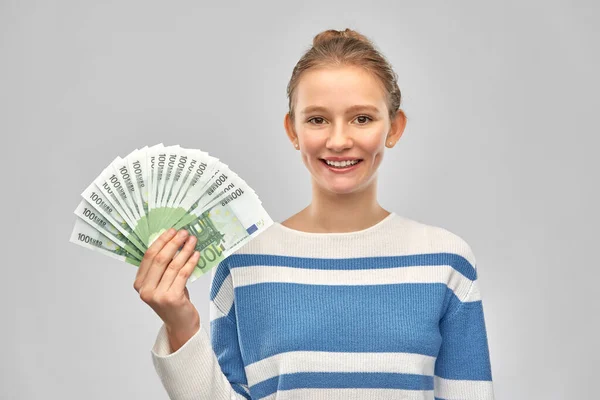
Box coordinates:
[286,28,403,125]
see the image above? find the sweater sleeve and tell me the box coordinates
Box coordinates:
[433,248,496,400]
[150,260,251,400]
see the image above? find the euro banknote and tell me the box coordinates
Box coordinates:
[69,144,273,284]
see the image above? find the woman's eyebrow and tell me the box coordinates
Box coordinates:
[300,105,380,115]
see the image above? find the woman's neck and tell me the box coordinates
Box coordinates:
[281,178,390,233]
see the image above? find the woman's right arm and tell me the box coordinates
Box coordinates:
[134,228,251,399]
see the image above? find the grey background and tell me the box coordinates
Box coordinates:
[1,1,598,399]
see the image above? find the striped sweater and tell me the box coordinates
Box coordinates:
[151,212,495,399]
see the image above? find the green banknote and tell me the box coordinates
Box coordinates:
[179,185,272,283]
[73,200,144,260]
[70,143,273,284]
[70,217,141,266]
[81,182,147,253]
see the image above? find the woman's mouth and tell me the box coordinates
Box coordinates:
[319,158,363,172]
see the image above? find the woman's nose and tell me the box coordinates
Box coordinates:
[325,125,353,151]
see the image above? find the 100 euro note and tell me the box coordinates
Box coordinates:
[145,148,220,243]
[70,217,141,266]
[72,178,272,284]
[81,182,147,254]
[140,153,271,283]
[110,152,149,243]
[177,178,273,283]
[73,199,144,260]
[70,143,274,284]
[93,163,149,246]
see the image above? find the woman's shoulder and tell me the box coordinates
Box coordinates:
[392,214,477,266]
[227,220,287,256]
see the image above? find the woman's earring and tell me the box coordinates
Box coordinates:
[294,142,299,149]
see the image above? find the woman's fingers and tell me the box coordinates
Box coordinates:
[156,234,198,293]
[133,228,177,292]
[169,249,201,294]
[142,229,191,290]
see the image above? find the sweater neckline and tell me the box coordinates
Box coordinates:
[274,211,397,237]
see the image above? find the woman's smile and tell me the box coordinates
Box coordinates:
[319,157,364,173]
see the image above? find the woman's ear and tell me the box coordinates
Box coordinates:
[283,113,299,148]
[386,109,407,147]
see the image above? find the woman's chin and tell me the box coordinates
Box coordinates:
[320,180,365,195]
[310,166,373,195]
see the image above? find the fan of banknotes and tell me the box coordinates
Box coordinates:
[69,143,273,284]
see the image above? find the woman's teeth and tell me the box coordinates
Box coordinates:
[324,159,360,168]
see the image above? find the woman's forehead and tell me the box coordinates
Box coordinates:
[295,67,387,112]
[298,65,380,88]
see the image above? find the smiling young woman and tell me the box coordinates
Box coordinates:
[283,66,404,230]
[282,31,407,232]
[149,28,496,400]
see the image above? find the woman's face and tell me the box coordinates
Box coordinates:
[284,65,405,195]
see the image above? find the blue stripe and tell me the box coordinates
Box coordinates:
[435,299,493,381]
[235,282,456,364]
[209,260,230,302]
[227,253,475,276]
[210,313,248,387]
[250,372,434,399]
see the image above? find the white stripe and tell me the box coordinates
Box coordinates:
[245,350,436,386]
[211,272,235,317]
[209,301,228,322]
[465,278,481,302]
[234,214,477,268]
[261,388,434,400]
[231,265,477,300]
[434,375,495,398]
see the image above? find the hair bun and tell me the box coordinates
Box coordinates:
[312,28,371,47]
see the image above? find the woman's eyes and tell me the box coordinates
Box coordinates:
[355,115,372,124]
[307,115,373,125]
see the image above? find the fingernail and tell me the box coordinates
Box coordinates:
[178,229,189,238]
